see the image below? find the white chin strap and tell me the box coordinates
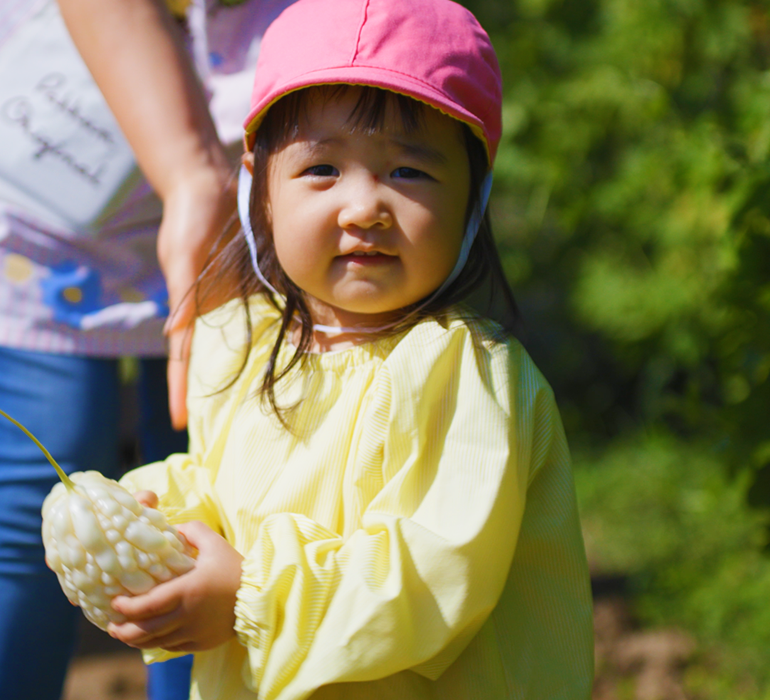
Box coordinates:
[239,163,280,297]
[435,169,493,296]
[237,164,493,335]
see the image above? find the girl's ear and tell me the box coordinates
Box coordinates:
[241,151,255,175]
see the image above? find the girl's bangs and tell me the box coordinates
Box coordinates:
[257,85,427,151]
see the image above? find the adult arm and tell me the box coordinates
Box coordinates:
[57,0,237,429]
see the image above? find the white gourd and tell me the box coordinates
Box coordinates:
[0,409,196,632]
[42,470,196,631]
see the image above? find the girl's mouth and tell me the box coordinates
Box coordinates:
[339,251,394,265]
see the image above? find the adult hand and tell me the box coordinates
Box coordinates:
[108,520,243,652]
[159,171,237,430]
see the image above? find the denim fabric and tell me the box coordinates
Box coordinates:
[0,347,189,700]
[147,654,195,700]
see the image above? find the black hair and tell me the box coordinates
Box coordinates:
[195,85,519,421]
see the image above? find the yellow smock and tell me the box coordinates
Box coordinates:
[121,295,594,700]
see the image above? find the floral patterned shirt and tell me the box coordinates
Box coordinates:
[0,0,295,356]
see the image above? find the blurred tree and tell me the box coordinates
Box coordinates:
[462,0,770,477]
[460,0,770,685]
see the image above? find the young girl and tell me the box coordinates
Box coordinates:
[113,0,595,697]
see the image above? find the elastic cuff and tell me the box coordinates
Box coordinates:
[234,572,269,652]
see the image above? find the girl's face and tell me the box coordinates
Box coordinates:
[265,88,471,330]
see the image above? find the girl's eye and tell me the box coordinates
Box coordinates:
[392,166,429,180]
[303,164,338,177]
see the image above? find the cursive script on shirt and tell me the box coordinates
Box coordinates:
[0,72,121,187]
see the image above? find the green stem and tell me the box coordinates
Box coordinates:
[0,409,74,489]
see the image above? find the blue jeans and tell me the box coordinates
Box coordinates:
[0,348,190,700]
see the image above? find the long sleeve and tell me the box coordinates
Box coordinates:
[116,306,242,667]
[233,324,528,699]
[119,298,259,533]
[119,453,222,534]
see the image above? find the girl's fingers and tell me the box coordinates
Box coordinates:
[174,519,219,551]
[109,610,183,647]
[132,490,159,509]
[125,625,196,652]
[150,628,200,651]
[112,579,183,620]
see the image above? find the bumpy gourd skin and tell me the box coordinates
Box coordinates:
[42,470,195,632]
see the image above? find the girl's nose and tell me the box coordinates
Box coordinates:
[337,176,393,230]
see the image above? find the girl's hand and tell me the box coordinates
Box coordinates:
[133,490,159,509]
[107,521,244,652]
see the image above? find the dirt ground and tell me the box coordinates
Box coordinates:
[63,583,697,700]
[593,596,695,700]
[63,618,146,700]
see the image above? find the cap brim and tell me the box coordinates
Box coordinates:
[242,67,492,163]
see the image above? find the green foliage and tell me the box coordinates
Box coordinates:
[575,434,770,686]
[464,0,770,462]
[459,0,770,687]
